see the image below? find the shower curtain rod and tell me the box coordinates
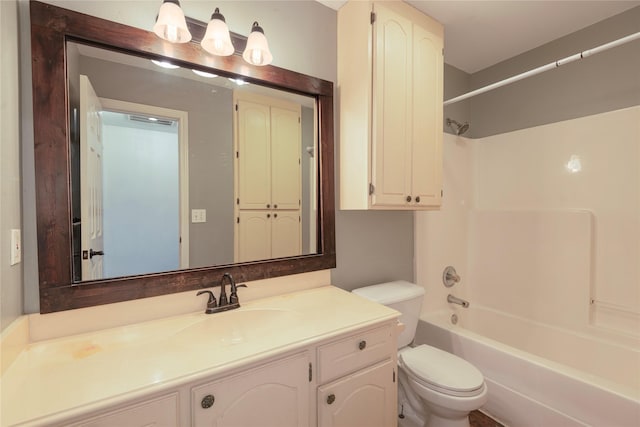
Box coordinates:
[443,31,640,106]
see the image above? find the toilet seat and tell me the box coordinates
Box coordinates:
[399,345,485,398]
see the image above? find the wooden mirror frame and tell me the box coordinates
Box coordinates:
[30,1,335,313]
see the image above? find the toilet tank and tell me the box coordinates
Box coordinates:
[352,281,425,348]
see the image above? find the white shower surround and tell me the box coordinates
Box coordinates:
[415,106,640,423]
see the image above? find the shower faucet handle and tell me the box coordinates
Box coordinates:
[443,266,460,287]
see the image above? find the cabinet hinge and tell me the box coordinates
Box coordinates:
[393,369,396,383]
[236,151,239,158]
[309,363,313,382]
[236,198,240,205]
[441,189,443,198]
[369,183,375,195]
[442,48,445,56]
[235,103,238,111]
[236,217,240,224]
[370,11,376,24]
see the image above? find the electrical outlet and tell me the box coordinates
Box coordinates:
[191,209,207,223]
[10,229,21,265]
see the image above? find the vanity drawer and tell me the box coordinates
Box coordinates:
[317,324,395,384]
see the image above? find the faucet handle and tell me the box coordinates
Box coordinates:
[229,284,247,305]
[197,290,217,313]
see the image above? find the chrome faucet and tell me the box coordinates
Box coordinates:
[447,294,469,308]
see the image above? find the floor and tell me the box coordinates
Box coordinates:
[470,410,505,427]
[398,410,504,427]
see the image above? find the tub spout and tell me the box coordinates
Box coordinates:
[447,294,470,308]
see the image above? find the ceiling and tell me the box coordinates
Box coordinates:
[318,1,640,73]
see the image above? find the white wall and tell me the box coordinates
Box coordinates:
[415,134,474,314]
[416,107,640,340]
[472,106,640,336]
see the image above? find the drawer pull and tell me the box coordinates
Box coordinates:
[327,394,336,405]
[358,340,367,350]
[201,394,215,409]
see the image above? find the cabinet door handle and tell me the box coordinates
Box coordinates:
[266,204,270,208]
[267,213,271,218]
[274,213,278,218]
[201,394,215,409]
[358,340,367,350]
[415,196,421,203]
[406,195,412,202]
[327,394,336,405]
[274,204,278,209]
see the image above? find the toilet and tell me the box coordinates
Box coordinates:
[352,281,488,427]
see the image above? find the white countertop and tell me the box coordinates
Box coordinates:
[1,286,398,426]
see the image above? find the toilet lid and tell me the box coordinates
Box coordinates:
[399,345,484,394]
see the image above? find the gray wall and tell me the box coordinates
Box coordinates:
[467,6,640,138]
[1,0,23,330]
[79,56,236,268]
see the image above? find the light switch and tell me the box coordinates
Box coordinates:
[191,209,207,223]
[10,229,21,265]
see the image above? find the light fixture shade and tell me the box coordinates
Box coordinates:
[153,0,192,43]
[242,22,273,66]
[201,8,234,56]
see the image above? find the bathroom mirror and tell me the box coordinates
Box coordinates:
[30,1,335,313]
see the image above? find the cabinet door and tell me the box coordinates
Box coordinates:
[67,393,180,427]
[237,100,271,210]
[271,210,301,259]
[411,17,443,207]
[371,2,413,207]
[318,359,396,427]
[237,210,272,262]
[271,106,301,210]
[192,352,310,427]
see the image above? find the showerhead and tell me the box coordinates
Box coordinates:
[446,118,470,136]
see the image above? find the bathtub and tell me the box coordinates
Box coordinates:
[416,306,640,427]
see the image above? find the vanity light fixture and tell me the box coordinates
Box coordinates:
[201,8,234,56]
[228,78,249,86]
[242,22,273,66]
[192,69,218,78]
[152,2,273,66]
[151,59,180,69]
[153,0,192,43]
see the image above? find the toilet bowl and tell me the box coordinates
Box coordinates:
[399,345,488,427]
[352,281,488,427]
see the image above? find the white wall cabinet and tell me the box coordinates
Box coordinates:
[234,92,302,262]
[338,0,443,210]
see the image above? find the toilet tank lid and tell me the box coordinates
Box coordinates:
[352,281,425,305]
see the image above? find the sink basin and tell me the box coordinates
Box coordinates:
[171,308,303,347]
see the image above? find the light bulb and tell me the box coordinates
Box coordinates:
[242,22,273,66]
[153,1,191,43]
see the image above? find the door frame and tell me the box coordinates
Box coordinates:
[99,98,190,269]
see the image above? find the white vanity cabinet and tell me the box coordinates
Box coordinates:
[2,287,400,427]
[192,352,311,427]
[338,0,444,210]
[66,393,181,427]
[316,324,397,427]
